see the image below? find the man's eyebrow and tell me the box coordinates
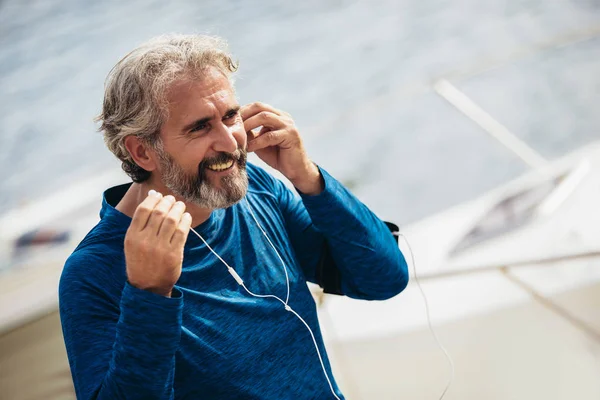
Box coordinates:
[224,106,241,116]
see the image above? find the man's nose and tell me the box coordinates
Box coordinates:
[211,122,239,154]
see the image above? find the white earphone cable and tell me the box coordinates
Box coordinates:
[397,233,455,400]
[244,198,291,305]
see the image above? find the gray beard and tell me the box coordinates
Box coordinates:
[157,148,248,209]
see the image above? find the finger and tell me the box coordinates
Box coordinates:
[243,111,285,133]
[171,212,192,247]
[240,102,284,121]
[158,201,186,241]
[144,195,177,234]
[247,129,286,153]
[130,190,163,232]
[245,126,270,143]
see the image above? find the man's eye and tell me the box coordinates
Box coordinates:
[224,112,237,120]
[190,123,207,133]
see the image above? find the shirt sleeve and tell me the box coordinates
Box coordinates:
[59,252,183,400]
[273,165,409,300]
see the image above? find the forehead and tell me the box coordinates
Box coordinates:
[162,68,236,127]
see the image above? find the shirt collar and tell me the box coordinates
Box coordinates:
[99,182,224,246]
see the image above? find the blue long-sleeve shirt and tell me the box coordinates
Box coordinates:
[59,163,408,400]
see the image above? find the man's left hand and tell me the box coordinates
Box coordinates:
[241,102,323,195]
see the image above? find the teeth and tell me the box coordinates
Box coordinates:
[207,159,234,171]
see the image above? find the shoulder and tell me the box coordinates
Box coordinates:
[59,221,127,307]
[246,162,294,199]
[246,162,277,191]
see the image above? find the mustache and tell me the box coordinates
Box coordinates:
[200,148,246,168]
[197,148,247,178]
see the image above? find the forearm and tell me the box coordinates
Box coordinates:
[300,166,409,300]
[105,283,181,396]
[66,282,183,400]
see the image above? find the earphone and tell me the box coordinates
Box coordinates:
[189,197,454,400]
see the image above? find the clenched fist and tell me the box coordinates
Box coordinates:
[124,190,192,297]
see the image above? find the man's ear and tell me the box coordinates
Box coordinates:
[124,136,157,172]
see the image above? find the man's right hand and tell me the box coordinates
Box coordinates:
[124,190,192,297]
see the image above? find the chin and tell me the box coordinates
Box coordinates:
[192,169,249,209]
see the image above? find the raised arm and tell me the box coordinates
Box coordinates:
[59,192,192,399]
[241,102,408,300]
[266,165,409,300]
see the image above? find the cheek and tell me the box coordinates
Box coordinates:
[177,142,209,169]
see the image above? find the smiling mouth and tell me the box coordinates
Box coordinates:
[205,159,234,172]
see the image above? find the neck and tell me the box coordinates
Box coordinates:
[116,181,212,228]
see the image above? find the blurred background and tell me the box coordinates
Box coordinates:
[1,0,600,399]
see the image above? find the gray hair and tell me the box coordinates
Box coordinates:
[96,34,239,182]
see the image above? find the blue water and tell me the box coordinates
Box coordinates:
[1,0,599,225]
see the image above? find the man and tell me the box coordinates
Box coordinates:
[59,34,408,400]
